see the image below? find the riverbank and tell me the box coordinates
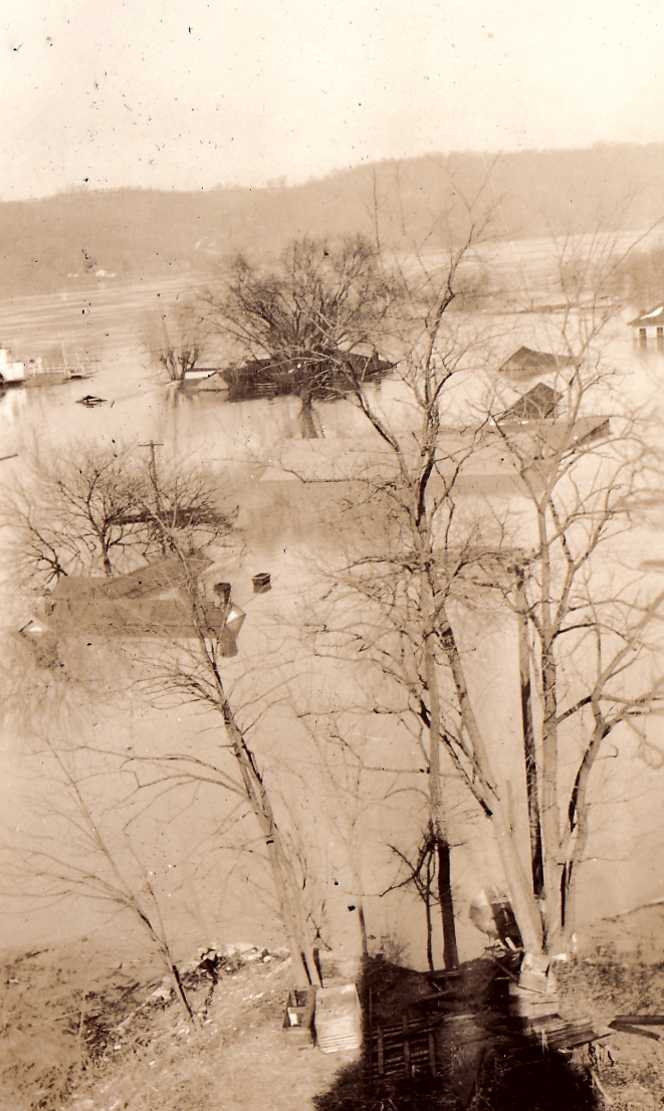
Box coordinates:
[3,934,664,1111]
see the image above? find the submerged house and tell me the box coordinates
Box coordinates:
[181,366,221,385]
[499,382,561,423]
[629,303,664,345]
[19,554,246,660]
[498,346,574,379]
[221,349,394,401]
[493,382,609,447]
[0,347,26,385]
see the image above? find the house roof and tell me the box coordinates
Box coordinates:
[182,367,219,379]
[49,594,240,639]
[628,303,664,327]
[499,382,562,422]
[494,415,611,452]
[498,346,574,375]
[220,351,397,399]
[51,554,213,601]
[44,555,243,645]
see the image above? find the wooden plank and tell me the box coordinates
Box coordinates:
[377,1030,384,1076]
[610,1022,661,1042]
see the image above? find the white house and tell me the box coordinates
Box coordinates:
[629,303,664,345]
[0,347,25,384]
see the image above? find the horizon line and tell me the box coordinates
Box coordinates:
[2,138,663,206]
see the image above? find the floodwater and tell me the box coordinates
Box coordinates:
[1,300,664,968]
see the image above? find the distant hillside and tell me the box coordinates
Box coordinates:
[2,144,664,298]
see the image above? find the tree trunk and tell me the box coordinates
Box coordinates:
[168,959,196,1024]
[439,615,544,955]
[299,393,322,439]
[424,857,435,972]
[435,834,459,969]
[221,701,322,988]
[357,901,369,957]
[514,568,544,900]
[101,545,113,576]
[537,509,562,949]
[420,570,459,969]
[540,645,561,946]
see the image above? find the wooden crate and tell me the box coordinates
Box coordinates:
[282,987,317,1045]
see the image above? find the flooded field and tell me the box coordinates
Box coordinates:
[1,280,663,968]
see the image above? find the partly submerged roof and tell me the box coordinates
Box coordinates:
[499,346,574,375]
[51,554,213,601]
[629,303,664,327]
[45,555,243,644]
[499,382,562,422]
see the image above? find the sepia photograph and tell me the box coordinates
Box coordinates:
[1,1,664,1108]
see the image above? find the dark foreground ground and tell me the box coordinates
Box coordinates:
[1,938,663,1111]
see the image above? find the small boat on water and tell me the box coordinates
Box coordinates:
[77,394,106,408]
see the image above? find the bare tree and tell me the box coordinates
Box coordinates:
[203,235,398,436]
[7,447,322,990]
[118,528,323,988]
[1,444,148,583]
[383,825,448,973]
[300,218,664,965]
[0,738,197,1024]
[1,443,235,588]
[145,297,211,383]
[486,245,664,949]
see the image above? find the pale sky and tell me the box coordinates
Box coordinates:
[1,0,662,199]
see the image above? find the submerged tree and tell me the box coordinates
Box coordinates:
[1,442,235,587]
[203,235,398,436]
[0,738,198,1023]
[115,525,324,988]
[5,446,322,989]
[286,209,664,964]
[282,203,505,966]
[144,297,211,383]
[488,273,664,950]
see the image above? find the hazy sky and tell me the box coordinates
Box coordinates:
[1,0,662,199]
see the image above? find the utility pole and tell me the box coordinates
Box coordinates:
[138,441,166,553]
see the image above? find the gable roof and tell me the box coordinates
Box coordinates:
[42,554,245,646]
[628,303,664,327]
[499,346,574,376]
[499,382,562,422]
[51,554,213,601]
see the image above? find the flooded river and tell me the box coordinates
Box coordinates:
[1,304,663,966]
